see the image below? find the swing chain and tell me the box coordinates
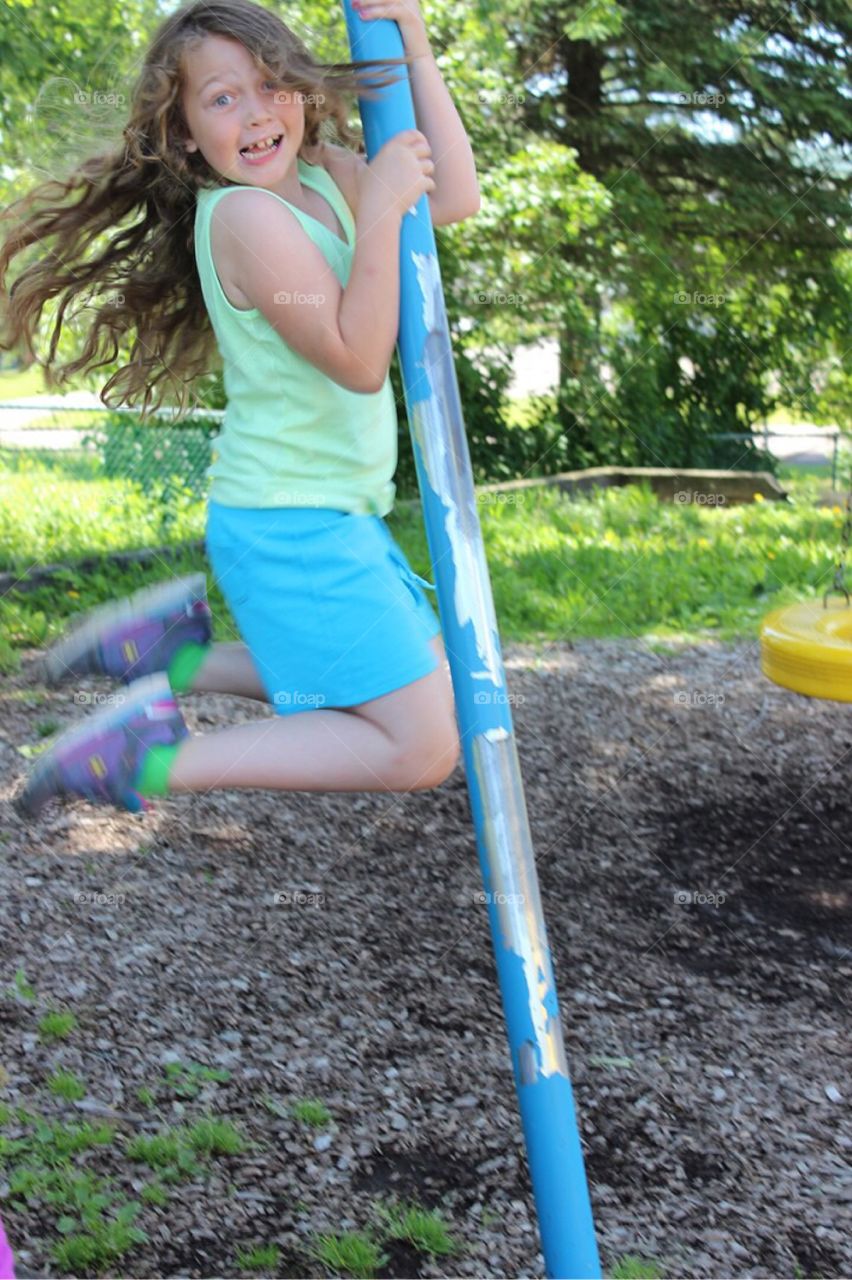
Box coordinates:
[824,490,852,608]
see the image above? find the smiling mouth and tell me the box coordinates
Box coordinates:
[239,134,283,156]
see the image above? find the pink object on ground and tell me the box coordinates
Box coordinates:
[0,1214,14,1280]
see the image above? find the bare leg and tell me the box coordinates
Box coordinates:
[188,642,269,701]
[168,635,460,794]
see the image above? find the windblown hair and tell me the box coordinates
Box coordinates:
[0,0,411,419]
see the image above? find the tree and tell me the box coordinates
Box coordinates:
[0,0,163,177]
[2,0,849,476]
[469,0,852,465]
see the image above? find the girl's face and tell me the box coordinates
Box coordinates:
[180,34,306,185]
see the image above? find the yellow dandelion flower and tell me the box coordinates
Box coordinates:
[752,492,765,502]
[67,590,80,598]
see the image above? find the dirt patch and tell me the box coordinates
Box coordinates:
[0,635,850,1278]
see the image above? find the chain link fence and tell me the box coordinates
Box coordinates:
[0,395,417,582]
[4,391,841,585]
[0,400,223,579]
[0,400,220,497]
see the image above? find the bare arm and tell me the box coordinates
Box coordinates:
[407,50,480,222]
[337,185,402,391]
[214,134,432,393]
[214,191,387,393]
[351,0,480,221]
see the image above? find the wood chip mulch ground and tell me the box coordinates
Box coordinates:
[1,636,850,1279]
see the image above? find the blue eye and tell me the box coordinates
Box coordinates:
[210,81,277,106]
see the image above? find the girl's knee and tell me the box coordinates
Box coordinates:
[392,718,460,790]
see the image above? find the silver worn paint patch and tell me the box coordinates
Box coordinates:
[410,249,502,686]
[472,730,570,1082]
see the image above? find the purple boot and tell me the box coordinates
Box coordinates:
[39,573,212,687]
[13,673,189,817]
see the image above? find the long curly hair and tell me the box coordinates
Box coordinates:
[0,0,411,420]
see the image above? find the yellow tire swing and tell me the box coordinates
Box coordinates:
[760,493,852,701]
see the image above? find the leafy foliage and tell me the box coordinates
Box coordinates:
[4,0,848,470]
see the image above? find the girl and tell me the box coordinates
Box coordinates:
[3,0,479,817]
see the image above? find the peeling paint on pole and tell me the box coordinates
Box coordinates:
[408,251,502,684]
[342,5,602,1275]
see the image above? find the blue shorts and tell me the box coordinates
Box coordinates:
[204,501,442,715]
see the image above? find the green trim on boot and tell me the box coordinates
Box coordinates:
[133,742,182,797]
[167,641,209,694]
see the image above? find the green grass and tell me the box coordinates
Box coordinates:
[37,1009,77,1041]
[162,1059,231,1098]
[125,1130,186,1168]
[139,1179,169,1206]
[610,1256,665,1278]
[0,466,846,682]
[777,460,835,484]
[51,1200,147,1275]
[0,1090,477,1280]
[0,450,205,572]
[764,404,837,428]
[309,1229,389,1279]
[0,363,51,398]
[47,1071,87,1101]
[7,967,36,1002]
[290,1098,332,1128]
[0,544,214,676]
[34,717,62,737]
[125,1129,202,1181]
[126,1116,244,1177]
[236,1242,282,1272]
[0,1039,255,1278]
[373,1197,459,1256]
[305,1200,461,1279]
[185,1116,245,1156]
[394,478,846,643]
[31,1118,114,1164]
[0,1110,146,1275]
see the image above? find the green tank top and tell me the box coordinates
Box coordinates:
[194,156,397,515]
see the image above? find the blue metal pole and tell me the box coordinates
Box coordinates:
[340,8,602,1277]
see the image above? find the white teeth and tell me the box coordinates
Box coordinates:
[243,135,280,154]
